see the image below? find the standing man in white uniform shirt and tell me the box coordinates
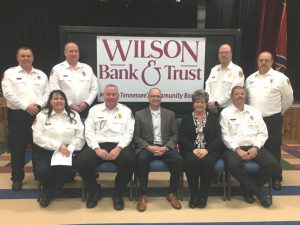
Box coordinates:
[205,43,244,115]
[77,84,135,211]
[1,47,49,191]
[220,86,280,208]
[245,51,293,190]
[49,42,98,118]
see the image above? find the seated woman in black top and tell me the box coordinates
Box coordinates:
[179,89,222,208]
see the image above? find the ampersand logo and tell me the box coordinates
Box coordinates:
[141,60,161,86]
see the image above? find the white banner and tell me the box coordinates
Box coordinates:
[97,36,206,102]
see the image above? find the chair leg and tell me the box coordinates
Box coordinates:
[222,172,226,201]
[133,172,139,201]
[129,177,134,201]
[227,170,232,201]
[179,172,184,201]
[81,182,86,202]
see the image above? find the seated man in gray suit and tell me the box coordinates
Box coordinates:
[133,87,183,212]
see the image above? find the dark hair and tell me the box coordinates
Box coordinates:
[191,89,209,104]
[16,47,33,55]
[230,86,245,97]
[45,90,76,124]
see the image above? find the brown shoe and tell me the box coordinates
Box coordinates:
[167,193,182,209]
[137,195,148,212]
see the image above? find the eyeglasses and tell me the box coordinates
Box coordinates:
[258,59,272,63]
[149,95,162,99]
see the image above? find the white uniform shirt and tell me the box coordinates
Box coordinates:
[220,104,268,151]
[1,65,49,110]
[32,109,85,152]
[245,68,294,117]
[49,61,98,106]
[205,61,244,108]
[151,109,162,145]
[85,103,135,150]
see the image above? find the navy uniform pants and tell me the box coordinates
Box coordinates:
[136,148,183,195]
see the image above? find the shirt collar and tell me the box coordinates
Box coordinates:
[63,61,83,69]
[150,107,161,113]
[17,65,38,74]
[50,109,68,116]
[99,103,120,112]
[217,61,234,71]
[255,68,275,77]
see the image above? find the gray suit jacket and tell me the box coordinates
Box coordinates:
[133,107,178,150]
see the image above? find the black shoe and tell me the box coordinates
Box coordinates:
[253,189,272,208]
[12,181,22,191]
[189,195,199,209]
[240,188,254,204]
[197,192,208,209]
[242,192,255,204]
[198,196,207,208]
[272,180,282,190]
[113,196,124,211]
[39,192,51,208]
[240,185,254,204]
[86,186,103,209]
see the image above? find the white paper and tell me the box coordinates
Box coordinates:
[50,150,72,166]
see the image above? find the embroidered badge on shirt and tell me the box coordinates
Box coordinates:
[117,113,122,119]
[227,72,232,78]
[82,71,86,76]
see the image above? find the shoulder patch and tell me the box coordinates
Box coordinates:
[239,70,244,77]
[119,103,128,108]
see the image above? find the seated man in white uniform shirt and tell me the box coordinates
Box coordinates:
[220,86,280,208]
[77,84,135,210]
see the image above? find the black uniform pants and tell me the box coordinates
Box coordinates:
[7,109,35,182]
[263,113,283,181]
[136,148,183,195]
[223,146,281,194]
[77,143,135,197]
[32,144,75,196]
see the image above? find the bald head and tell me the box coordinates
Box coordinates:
[218,44,232,68]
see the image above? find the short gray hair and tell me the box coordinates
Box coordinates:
[191,89,209,104]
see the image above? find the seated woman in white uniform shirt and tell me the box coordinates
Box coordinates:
[32,90,85,207]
